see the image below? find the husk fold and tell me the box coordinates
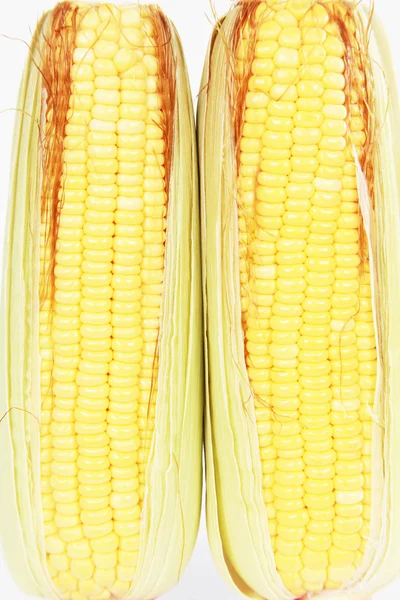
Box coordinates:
[0,7,203,600]
[198,2,400,599]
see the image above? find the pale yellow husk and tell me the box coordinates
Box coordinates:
[0,10,203,600]
[198,3,400,599]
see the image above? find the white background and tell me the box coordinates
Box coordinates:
[1,1,400,599]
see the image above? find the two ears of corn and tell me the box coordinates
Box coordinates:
[1,2,400,600]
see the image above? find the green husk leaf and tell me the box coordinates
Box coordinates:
[0,10,60,600]
[198,7,292,600]
[128,18,203,600]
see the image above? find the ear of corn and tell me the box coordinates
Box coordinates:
[199,1,400,598]
[0,4,202,600]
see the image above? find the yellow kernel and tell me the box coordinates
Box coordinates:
[274,47,300,68]
[114,47,137,72]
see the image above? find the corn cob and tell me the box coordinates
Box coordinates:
[199,1,400,598]
[0,4,202,600]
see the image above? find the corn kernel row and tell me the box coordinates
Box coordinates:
[38,6,168,599]
[236,1,375,595]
